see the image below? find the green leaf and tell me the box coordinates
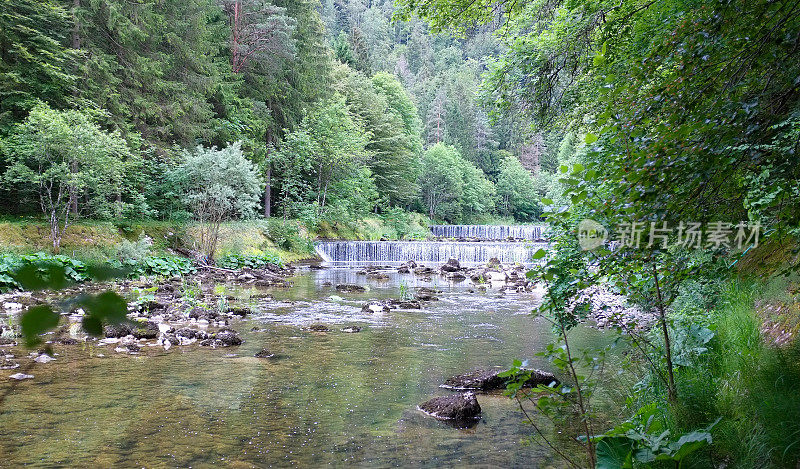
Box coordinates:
[585,133,598,144]
[670,431,712,460]
[20,305,60,347]
[532,249,547,260]
[81,315,103,336]
[596,437,634,469]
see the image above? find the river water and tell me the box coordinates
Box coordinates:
[0,268,611,467]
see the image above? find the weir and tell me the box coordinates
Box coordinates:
[314,240,547,266]
[429,224,545,240]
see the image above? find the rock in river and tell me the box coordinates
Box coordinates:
[441,368,559,391]
[418,392,481,422]
[440,258,461,272]
[9,373,33,380]
[254,348,274,358]
[335,284,366,293]
[362,301,390,314]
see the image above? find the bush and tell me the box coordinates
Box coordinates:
[169,143,263,258]
[115,233,153,261]
[0,252,88,291]
[217,252,282,269]
[265,219,310,252]
[111,256,196,278]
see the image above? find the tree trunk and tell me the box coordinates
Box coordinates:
[264,130,272,218]
[653,264,677,401]
[71,0,81,50]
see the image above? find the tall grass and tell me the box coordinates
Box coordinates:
[672,280,800,468]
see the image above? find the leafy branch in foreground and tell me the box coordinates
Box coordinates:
[5,260,129,347]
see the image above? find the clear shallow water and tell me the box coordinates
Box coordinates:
[0,269,610,467]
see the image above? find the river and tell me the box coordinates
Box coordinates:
[0,267,613,467]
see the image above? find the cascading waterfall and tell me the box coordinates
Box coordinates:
[315,240,548,266]
[429,224,545,240]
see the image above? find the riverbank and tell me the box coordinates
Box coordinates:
[0,213,432,264]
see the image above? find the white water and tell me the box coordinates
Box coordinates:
[314,240,547,266]
[429,225,545,240]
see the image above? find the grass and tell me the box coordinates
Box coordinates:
[0,213,432,264]
[660,279,800,468]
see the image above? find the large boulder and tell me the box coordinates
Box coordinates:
[214,330,243,346]
[131,321,160,340]
[441,368,559,391]
[418,392,481,422]
[104,323,132,338]
[441,369,506,391]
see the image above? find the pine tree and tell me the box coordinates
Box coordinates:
[221,0,295,73]
[426,89,447,145]
[0,0,76,132]
[75,0,232,146]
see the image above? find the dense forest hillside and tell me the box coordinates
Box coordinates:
[0,0,573,230]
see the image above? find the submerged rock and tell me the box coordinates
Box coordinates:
[215,330,243,346]
[54,337,79,345]
[335,284,366,293]
[226,307,251,317]
[0,359,19,370]
[104,323,132,338]
[9,373,33,380]
[131,321,160,340]
[305,323,330,332]
[441,368,559,391]
[418,392,481,422]
[174,328,209,340]
[254,348,274,358]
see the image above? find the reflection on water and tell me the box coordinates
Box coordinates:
[0,268,607,467]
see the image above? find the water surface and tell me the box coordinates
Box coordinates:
[0,268,608,467]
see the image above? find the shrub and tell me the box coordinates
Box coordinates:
[0,252,88,292]
[169,143,263,258]
[111,256,196,278]
[217,252,282,269]
[115,233,153,261]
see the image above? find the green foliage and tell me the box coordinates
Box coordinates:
[74,0,233,147]
[0,252,88,292]
[1,104,137,251]
[595,404,718,469]
[169,142,263,257]
[495,155,540,221]
[0,0,76,132]
[273,95,375,218]
[265,219,310,252]
[114,233,153,261]
[418,143,494,222]
[111,256,196,278]
[20,305,60,347]
[217,252,282,270]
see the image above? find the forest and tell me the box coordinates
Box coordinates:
[1,0,800,468]
[1,0,566,236]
